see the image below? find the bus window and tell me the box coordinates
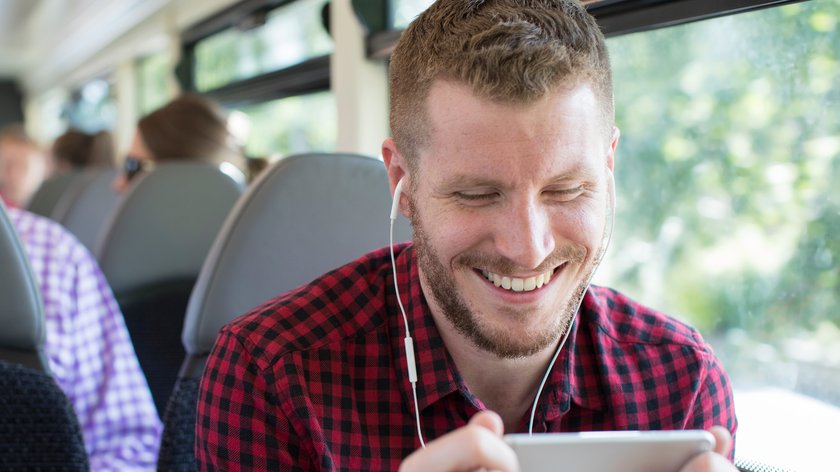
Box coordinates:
[598,1,840,469]
[182,0,336,159]
[193,0,332,92]
[136,52,173,116]
[392,0,435,29]
[64,78,116,133]
[236,90,336,158]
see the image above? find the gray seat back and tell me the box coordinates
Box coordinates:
[183,153,412,363]
[95,162,245,295]
[0,201,46,371]
[52,168,121,252]
[94,161,244,413]
[26,171,88,218]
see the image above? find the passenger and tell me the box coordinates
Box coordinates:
[0,125,49,207]
[8,205,162,470]
[196,1,737,471]
[51,128,116,173]
[113,93,245,192]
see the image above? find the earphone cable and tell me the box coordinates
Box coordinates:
[391,216,426,448]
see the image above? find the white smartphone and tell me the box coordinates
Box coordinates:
[504,430,715,472]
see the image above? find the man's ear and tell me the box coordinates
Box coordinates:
[382,138,409,216]
[607,126,620,171]
[606,127,620,211]
[382,137,411,217]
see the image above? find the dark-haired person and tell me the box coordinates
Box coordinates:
[51,128,116,172]
[196,1,737,470]
[114,93,245,192]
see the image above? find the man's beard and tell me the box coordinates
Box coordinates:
[409,196,612,359]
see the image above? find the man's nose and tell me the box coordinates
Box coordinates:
[493,198,555,271]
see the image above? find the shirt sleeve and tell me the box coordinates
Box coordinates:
[59,242,163,471]
[196,329,308,471]
[687,349,738,460]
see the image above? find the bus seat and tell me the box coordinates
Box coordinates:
[25,171,89,218]
[735,457,792,472]
[157,153,412,469]
[94,162,245,415]
[0,201,89,469]
[51,167,121,252]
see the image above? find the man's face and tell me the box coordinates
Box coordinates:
[0,139,47,206]
[405,80,618,359]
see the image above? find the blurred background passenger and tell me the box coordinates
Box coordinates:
[8,204,162,469]
[51,128,116,173]
[245,155,271,183]
[0,125,49,207]
[114,93,245,192]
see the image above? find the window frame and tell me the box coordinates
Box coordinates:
[365,0,807,58]
[589,0,807,36]
[178,0,330,108]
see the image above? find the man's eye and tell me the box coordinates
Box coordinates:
[455,191,497,202]
[545,186,585,200]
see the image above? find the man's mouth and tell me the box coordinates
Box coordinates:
[480,267,557,293]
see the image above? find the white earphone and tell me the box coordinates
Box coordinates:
[389,176,425,447]
[390,177,405,222]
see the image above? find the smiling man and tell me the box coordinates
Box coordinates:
[196,1,737,470]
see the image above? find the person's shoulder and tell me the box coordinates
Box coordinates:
[584,285,708,350]
[7,207,85,260]
[219,246,397,367]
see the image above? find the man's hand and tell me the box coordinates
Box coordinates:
[399,410,521,472]
[679,426,738,472]
[400,417,735,472]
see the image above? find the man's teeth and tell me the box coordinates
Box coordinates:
[480,269,554,292]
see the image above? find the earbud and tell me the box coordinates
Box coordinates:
[390,177,405,221]
[607,168,616,211]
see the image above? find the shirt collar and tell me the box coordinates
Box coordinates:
[537,294,609,426]
[388,244,608,422]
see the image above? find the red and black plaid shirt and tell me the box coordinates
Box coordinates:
[196,243,737,470]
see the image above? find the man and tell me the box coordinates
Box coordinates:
[7,205,162,469]
[0,125,49,207]
[196,1,737,470]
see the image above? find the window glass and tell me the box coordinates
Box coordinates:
[233,91,335,158]
[64,78,116,132]
[601,2,840,470]
[136,52,171,115]
[392,0,434,29]
[194,0,332,92]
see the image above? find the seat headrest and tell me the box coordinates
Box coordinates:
[95,162,245,295]
[0,202,46,368]
[183,153,413,356]
[52,168,122,252]
[26,171,88,218]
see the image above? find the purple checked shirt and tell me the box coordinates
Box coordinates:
[8,207,162,471]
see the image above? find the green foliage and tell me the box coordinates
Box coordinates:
[136,53,172,115]
[602,1,840,345]
[237,91,336,158]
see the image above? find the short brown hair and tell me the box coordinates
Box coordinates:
[389,0,613,165]
[139,93,243,169]
[52,129,115,168]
